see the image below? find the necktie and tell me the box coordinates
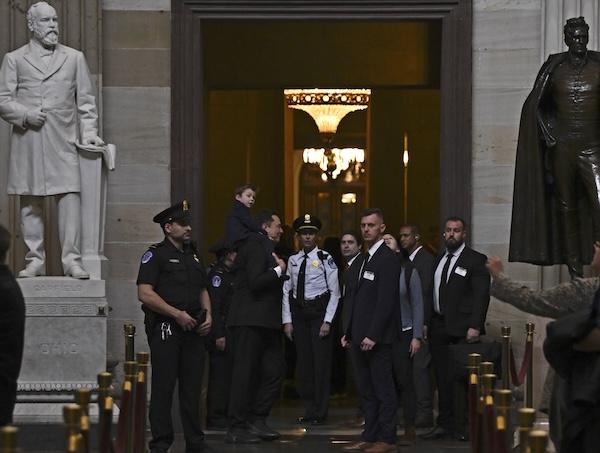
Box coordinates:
[439,252,453,313]
[358,252,370,281]
[296,253,308,301]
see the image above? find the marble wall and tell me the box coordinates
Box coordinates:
[101,0,171,362]
[472,0,551,407]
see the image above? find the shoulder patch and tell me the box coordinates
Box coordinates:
[211,275,222,288]
[327,256,337,268]
[141,251,153,264]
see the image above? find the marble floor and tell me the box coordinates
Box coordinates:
[13,399,470,453]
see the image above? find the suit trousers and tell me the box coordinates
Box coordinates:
[293,316,332,419]
[20,193,83,273]
[228,326,284,428]
[206,334,233,426]
[148,323,205,452]
[392,330,416,426]
[412,340,433,421]
[351,343,397,444]
[429,314,463,430]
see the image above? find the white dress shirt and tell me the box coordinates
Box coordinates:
[433,242,466,314]
[282,247,341,324]
[408,245,423,262]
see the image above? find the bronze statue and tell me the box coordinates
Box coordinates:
[510,17,600,278]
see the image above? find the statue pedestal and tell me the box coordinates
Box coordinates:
[14,277,108,423]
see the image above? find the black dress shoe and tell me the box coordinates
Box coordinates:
[247,419,281,441]
[225,428,261,444]
[311,417,327,426]
[297,416,314,424]
[453,430,470,442]
[420,426,452,440]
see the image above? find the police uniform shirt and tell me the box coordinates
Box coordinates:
[207,260,234,339]
[137,238,208,313]
[282,247,341,324]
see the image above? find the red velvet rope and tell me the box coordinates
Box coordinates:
[509,339,533,386]
[468,381,481,453]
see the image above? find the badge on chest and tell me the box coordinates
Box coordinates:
[363,270,375,281]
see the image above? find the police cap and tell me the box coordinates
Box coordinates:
[153,200,191,225]
[293,213,322,233]
[208,238,233,256]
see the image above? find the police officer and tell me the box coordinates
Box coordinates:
[205,240,236,430]
[282,214,341,425]
[136,200,212,453]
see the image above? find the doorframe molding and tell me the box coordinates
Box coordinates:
[171,0,472,239]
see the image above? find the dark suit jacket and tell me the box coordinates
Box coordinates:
[435,246,490,337]
[0,264,25,426]
[341,253,365,336]
[411,247,435,328]
[227,232,283,330]
[346,243,401,345]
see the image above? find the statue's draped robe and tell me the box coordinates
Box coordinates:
[509,51,599,266]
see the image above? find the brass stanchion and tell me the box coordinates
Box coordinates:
[501,326,511,389]
[481,374,496,453]
[525,323,535,408]
[114,380,133,453]
[480,362,494,376]
[97,372,113,453]
[528,430,549,453]
[495,389,513,453]
[517,407,536,453]
[63,404,84,453]
[123,361,138,453]
[134,352,150,453]
[99,397,114,453]
[0,426,19,453]
[74,389,91,453]
[468,354,482,453]
[97,372,113,407]
[124,324,136,362]
[124,361,138,385]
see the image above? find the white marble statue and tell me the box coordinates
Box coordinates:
[0,2,112,279]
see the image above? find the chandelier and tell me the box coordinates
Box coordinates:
[285,88,371,180]
[303,148,365,181]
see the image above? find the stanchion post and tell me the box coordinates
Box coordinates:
[501,326,511,389]
[525,322,535,408]
[63,404,84,453]
[467,354,481,453]
[123,361,138,453]
[481,374,496,453]
[517,408,536,453]
[479,362,494,376]
[0,426,19,453]
[134,352,150,453]
[495,389,513,453]
[96,371,112,450]
[74,389,91,453]
[528,430,548,453]
[99,396,114,453]
[124,324,136,362]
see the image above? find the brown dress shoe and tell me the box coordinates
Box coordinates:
[364,441,397,453]
[341,441,374,451]
[398,425,416,446]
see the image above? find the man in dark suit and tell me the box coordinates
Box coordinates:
[0,224,26,427]
[422,216,490,440]
[341,209,401,453]
[226,210,287,444]
[399,224,435,428]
